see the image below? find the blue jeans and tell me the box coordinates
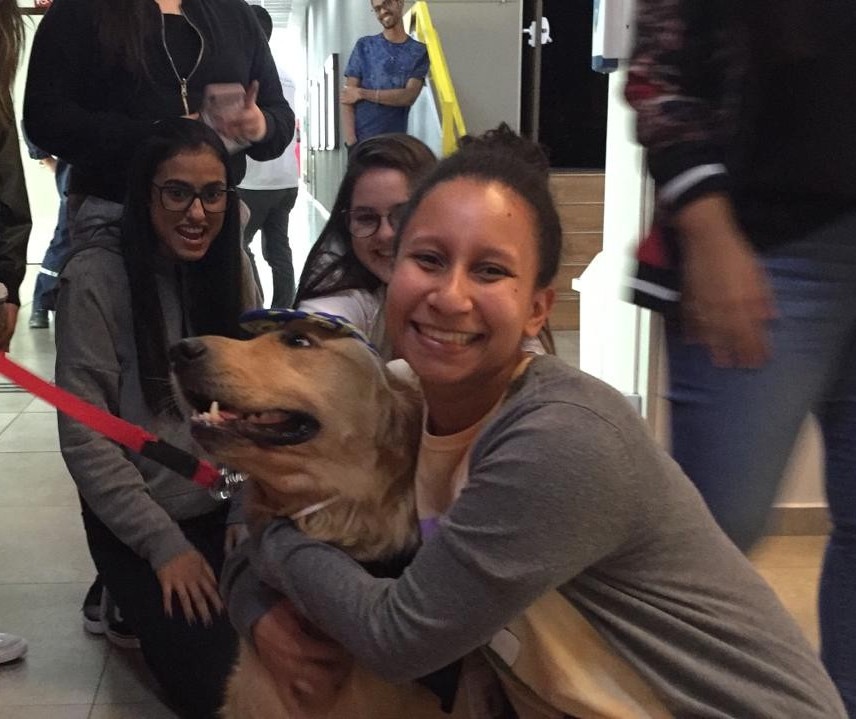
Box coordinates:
[666,211,856,714]
[32,159,71,311]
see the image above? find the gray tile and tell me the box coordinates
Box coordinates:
[0,507,95,583]
[0,635,106,706]
[0,452,77,507]
[89,703,180,719]
[4,305,57,378]
[5,329,57,378]
[95,649,163,705]
[23,397,57,413]
[0,413,16,434]
[0,705,91,719]
[0,583,94,641]
[0,392,34,413]
[0,413,60,453]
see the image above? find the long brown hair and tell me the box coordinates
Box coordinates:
[92,0,160,76]
[0,0,25,124]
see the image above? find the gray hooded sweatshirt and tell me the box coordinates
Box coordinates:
[56,197,231,570]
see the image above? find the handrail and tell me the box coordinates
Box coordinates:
[406,1,466,156]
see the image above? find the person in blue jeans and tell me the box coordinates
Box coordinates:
[22,130,70,329]
[340,0,429,147]
[626,1,856,713]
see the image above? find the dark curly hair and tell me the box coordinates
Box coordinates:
[395,123,561,289]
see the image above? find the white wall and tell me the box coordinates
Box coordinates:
[576,71,648,405]
[422,0,523,135]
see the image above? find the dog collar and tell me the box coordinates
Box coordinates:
[240,308,380,356]
[289,496,341,521]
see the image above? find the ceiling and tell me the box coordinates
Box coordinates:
[248,0,308,29]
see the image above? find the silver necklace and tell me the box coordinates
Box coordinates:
[159,11,205,116]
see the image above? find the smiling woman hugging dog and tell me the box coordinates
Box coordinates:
[223,126,847,717]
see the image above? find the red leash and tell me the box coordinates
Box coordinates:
[0,352,220,488]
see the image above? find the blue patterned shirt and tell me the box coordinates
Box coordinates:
[344,34,429,141]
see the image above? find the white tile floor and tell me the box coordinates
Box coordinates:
[0,192,825,715]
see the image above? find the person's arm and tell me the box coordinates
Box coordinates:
[242,8,295,162]
[232,401,641,682]
[626,1,773,366]
[340,44,364,146]
[0,113,31,349]
[19,121,51,162]
[344,78,424,109]
[674,194,775,367]
[23,0,154,171]
[624,0,732,213]
[340,77,359,147]
[55,253,195,570]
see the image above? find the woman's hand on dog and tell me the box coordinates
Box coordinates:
[254,598,352,711]
[156,549,224,626]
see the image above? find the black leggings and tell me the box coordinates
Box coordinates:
[81,500,238,719]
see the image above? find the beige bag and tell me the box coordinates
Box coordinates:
[482,590,673,719]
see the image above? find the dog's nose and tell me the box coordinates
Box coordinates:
[169,338,208,368]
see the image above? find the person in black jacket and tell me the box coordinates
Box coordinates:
[23,0,294,217]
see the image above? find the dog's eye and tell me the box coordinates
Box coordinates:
[282,332,313,348]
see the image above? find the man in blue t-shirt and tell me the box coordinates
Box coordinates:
[340,0,429,146]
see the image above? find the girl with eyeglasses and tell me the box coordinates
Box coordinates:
[293,133,437,359]
[55,119,255,718]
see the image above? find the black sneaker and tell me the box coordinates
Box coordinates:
[28,309,49,329]
[82,578,106,635]
[104,593,140,650]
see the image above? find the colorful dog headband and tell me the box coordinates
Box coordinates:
[239,308,380,357]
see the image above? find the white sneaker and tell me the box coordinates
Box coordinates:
[0,633,27,664]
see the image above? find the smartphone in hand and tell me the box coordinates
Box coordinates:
[201,83,252,154]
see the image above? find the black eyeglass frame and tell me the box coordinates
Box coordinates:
[343,204,407,238]
[151,182,236,214]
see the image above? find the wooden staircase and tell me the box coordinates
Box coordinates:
[548,172,605,330]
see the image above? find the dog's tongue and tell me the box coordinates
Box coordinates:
[246,410,293,425]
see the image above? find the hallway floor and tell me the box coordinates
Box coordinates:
[0,192,826,716]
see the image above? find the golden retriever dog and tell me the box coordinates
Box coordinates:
[170,311,463,719]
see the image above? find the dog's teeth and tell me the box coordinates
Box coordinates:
[210,401,220,421]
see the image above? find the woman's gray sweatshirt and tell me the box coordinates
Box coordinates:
[55,197,224,571]
[223,355,846,718]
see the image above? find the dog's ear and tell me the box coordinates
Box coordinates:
[377,360,422,456]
